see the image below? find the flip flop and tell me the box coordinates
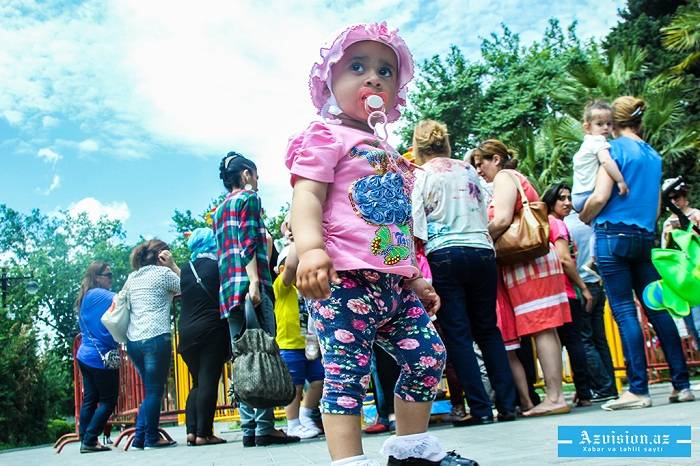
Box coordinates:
[522,405,571,417]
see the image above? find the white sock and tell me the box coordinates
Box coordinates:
[380,433,447,461]
[299,407,316,427]
[331,454,370,465]
[287,418,300,430]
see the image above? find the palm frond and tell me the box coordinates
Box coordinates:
[652,127,700,161]
[669,51,700,74]
[661,10,700,52]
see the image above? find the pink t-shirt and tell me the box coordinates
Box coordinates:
[548,216,577,299]
[286,121,418,278]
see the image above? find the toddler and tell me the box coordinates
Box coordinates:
[286,22,477,466]
[572,100,628,213]
[273,243,324,439]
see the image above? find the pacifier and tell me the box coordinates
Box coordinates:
[360,88,389,141]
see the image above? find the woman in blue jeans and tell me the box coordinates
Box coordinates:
[75,261,119,453]
[580,96,693,410]
[125,239,181,448]
[411,120,517,425]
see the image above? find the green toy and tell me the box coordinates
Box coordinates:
[643,226,700,317]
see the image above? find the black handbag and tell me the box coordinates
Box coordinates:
[230,296,295,409]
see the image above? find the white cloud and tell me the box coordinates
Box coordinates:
[78,138,99,152]
[1,0,625,212]
[2,110,23,125]
[68,197,131,223]
[42,115,59,128]
[43,174,60,195]
[36,147,61,163]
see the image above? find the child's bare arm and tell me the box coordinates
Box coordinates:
[598,149,628,195]
[579,166,615,224]
[281,243,299,287]
[291,178,339,299]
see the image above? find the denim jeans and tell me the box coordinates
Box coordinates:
[77,361,119,446]
[429,246,517,417]
[578,282,617,396]
[595,222,689,394]
[228,291,275,436]
[126,333,172,446]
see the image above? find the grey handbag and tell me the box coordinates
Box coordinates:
[80,312,121,369]
[230,296,296,409]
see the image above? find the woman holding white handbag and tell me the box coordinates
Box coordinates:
[75,261,119,453]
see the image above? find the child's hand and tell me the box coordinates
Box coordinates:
[296,248,340,300]
[248,280,262,306]
[617,181,629,196]
[406,278,441,316]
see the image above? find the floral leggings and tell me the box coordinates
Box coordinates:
[308,270,446,416]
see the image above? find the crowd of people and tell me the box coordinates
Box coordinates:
[73,22,699,466]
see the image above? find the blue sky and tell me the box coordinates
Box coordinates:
[1,0,625,243]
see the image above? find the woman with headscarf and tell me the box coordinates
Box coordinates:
[178,228,230,446]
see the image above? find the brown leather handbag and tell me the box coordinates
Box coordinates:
[494,170,551,266]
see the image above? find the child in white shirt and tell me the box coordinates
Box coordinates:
[572,100,629,212]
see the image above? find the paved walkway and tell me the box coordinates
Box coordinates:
[2,383,699,466]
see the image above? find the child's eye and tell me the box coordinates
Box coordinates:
[350,62,365,73]
[379,66,393,78]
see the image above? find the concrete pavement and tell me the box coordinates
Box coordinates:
[1,383,698,466]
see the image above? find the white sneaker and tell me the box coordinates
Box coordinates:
[690,382,700,391]
[601,391,652,411]
[300,416,321,433]
[669,388,695,403]
[287,424,320,439]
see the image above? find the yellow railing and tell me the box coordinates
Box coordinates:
[172,338,286,425]
[172,301,628,425]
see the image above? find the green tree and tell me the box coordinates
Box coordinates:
[605,0,689,76]
[0,207,128,447]
[661,4,700,74]
[0,205,131,430]
[553,44,700,180]
[402,20,586,188]
[400,46,485,155]
[0,206,131,355]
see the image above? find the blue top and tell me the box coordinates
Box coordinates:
[594,136,662,232]
[76,288,118,369]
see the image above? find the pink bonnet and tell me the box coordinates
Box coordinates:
[309,22,414,123]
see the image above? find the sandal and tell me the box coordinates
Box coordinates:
[187,434,195,446]
[195,435,227,446]
[522,404,571,417]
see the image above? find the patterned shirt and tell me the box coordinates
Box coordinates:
[285,121,418,277]
[412,157,493,255]
[126,265,180,341]
[213,189,272,318]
